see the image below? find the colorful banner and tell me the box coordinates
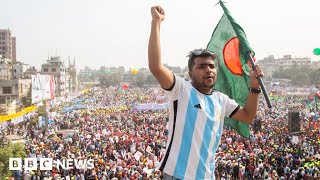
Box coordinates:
[0,105,37,122]
[31,74,55,103]
[133,103,169,111]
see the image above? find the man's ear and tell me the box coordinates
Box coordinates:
[189,71,192,78]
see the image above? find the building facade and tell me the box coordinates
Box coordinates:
[13,62,29,79]
[12,37,16,62]
[41,56,67,97]
[257,55,312,78]
[24,66,38,79]
[0,78,31,105]
[0,56,13,80]
[0,29,16,62]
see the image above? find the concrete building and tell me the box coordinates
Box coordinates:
[41,56,67,97]
[0,29,16,62]
[24,66,38,79]
[13,62,29,79]
[109,66,125,74]
[257,55,312,78]
[0,78,31,105]
[79,66,93,78]
[311,60,320,69]
[0,56,13,80]
[12,37,16,62]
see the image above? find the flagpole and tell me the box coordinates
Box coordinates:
[247,52,272,108]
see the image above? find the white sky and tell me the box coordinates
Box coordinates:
[1,0,319,70]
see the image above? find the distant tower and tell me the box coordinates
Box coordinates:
[67,56,78,91]
[0,29,16,62]
[11,37,16,62]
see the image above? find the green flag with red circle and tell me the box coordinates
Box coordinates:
[206,1,255,138]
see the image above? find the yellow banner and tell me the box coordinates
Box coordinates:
[0,105,37,122]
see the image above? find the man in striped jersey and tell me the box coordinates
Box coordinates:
[148,6,263,180]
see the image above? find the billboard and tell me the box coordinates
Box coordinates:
[31,74,55,103]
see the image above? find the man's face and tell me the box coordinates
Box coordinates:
[189,57,217,94]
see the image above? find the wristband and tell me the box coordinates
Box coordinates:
[249,88,261,94]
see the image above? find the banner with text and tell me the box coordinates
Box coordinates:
[133,103,169,111]
[31,74,55,103]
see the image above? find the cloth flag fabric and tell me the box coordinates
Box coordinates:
[206,1,255,138]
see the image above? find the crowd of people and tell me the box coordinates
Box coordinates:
[215,96,320,179]
[1,86,320,179]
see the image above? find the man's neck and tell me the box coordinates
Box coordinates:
[191,82,213,95]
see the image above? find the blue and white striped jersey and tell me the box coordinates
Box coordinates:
[158,74,239,180]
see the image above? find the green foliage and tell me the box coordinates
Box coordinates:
[145,74,158,85]
[273,66,320,86]
[0,143,27,178]
[38,100,47,117]
[21,86,32,107]
[132,72,145,87]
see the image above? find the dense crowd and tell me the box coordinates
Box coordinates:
[1,86,320,180]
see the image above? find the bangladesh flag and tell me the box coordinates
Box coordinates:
[206,1,255,138]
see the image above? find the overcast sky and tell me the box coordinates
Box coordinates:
[1,0,319,70]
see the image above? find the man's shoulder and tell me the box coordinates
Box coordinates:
[212,90,228,97]
[173,73,189,82]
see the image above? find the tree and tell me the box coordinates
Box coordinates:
[145,74,158,85]
[272,66,319,86]
[309,68,320,85]
[133,72,145,87]
[21,86,32,107]
[109,72,122,85]
[0,143,26,179]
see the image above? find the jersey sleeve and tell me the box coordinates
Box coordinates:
[162,74,185,100]
[221,93,239,118]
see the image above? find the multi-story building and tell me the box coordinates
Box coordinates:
[41,56,73,97]
[13,62,29,79]
[79,66,93,78]
[0,78,31,105]
[109,66,125,74]
[312,60,320,69]
[12,37,16,62]
[0,56,13,80]
[24,66,38,79]
[41,56,66,97]
[0,29,16,62]
[257,55,312,78]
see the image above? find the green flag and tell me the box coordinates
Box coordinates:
[206,1,254,138]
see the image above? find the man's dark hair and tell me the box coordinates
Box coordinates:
[187,49,216,71]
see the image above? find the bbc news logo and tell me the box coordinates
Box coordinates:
[9,158,94,170]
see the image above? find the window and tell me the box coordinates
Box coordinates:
[3,87,12,94]
[52,68,56,72]
[43,68,48,72]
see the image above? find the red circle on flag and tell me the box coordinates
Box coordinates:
[223,37,242,75]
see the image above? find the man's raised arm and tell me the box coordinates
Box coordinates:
[148,6,174,90]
